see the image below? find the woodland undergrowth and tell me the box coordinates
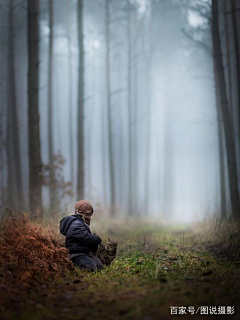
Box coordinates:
[193,217,240,262]
[0,214,240,320]
[0,215,75,288]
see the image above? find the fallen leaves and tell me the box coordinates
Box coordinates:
[0,216,75,287]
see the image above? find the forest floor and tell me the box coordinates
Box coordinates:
[0,216,240,320]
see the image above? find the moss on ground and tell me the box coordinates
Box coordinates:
[0,220,239,320]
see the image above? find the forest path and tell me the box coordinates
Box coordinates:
[1,222,240,320]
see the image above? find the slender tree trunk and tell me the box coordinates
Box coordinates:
[133,22,138,214]
[127,3,133,215]
[143,17,153,215]
[213,58,227,218]
[161,6,173,218]
[66,0,74,184]
[157,127,161,214]
[224,1,233,113]
[87,102,93,199]
[105,0,115,214]
[144,67,151,214]
[101,93,107,205]
[28,0,42,217]
[7,1,14,210]
[7,0,24,211]
[230,0,240,167]
[48,0,57,215]
[77,0,84,200]
[117,53,123,206]
[212,0,240,217]
[163,83,173,218]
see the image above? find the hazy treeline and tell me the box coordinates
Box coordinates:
[0,0,239,221]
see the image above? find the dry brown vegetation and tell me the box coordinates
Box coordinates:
[193,218,240,263]
[0,215,239,320]
[0,215,75,289]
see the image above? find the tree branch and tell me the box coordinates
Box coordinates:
[182,28,213,56]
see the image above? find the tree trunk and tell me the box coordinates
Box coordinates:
[224,1,233,113]
[7,0,24,211]
[133,17,138,214]
[212,0,240,217]
[28,0,42,217]
[230,0,240,168]
[127,2,133,215]
[77,0,84,200]
[116,54,123,207]
[162,83,173,218]
[144,67,151,214]
[143,17,153,215]
[48,0,57,215]
[105,0,115,214]
[66,0,74,185]
[101,94,107,205]
[213,57,227,218]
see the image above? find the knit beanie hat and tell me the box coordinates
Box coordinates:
[75,200,93,215]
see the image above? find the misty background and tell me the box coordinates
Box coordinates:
[0,0,240,222]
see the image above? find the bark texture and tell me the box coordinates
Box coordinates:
[28,0,42,217]
[212,0,240,217]
[7,0,23,210]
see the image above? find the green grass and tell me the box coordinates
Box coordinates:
[1,221,240,320]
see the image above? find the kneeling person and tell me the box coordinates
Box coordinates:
[60,200,103,272]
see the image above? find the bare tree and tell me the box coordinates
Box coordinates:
[213,58,227,218]
[230,0,240,162]
[27,0,42,217]
[101,93,107,205]
[182,0,236,218]
[142,11,154,215]
[106,0,115,214]
[66,0,74,184]
[77,0,84,200]
[6,0,23,211]
[48,0,57,215]
[132,12,139,214]
[212,0,240,217]
[224,1,233,113]
[127,0,133,214]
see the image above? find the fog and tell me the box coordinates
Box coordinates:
[1,0,239,222]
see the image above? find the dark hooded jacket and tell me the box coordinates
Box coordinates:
[60,214,101,254]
